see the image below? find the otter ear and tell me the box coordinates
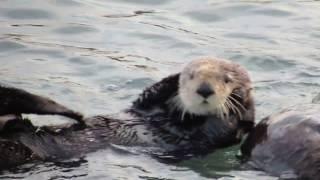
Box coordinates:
[0,85,84,124]
[132,73,180,110]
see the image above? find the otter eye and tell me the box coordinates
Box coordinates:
[224,75,232,83]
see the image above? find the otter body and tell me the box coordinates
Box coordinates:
[0,57,255,169]
[0,110,240,169]
[241,104,320,179]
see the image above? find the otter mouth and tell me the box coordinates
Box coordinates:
[202,100,209,104]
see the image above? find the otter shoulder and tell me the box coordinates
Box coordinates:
[131,73,180,111]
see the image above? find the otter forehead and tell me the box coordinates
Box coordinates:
[181,57,250,83]
[186,58,226,67]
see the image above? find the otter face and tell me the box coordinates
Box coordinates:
[174,58,251,119]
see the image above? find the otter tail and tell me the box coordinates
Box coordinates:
[0,85,84,124]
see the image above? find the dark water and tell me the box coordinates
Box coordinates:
[0,0,320,179]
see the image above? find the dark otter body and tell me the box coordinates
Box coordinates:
[0,72,254,170]
[0,84,85,169]
[241,104,320,179]
[0,85,83,121]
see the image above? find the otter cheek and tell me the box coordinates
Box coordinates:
[209,99,217,111]
[180,88,195,109]
[188,82,202,103]
[208,96,221,111]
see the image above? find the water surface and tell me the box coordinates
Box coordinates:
[0,0,320,179]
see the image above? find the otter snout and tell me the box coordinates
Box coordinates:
[196,82,214,98]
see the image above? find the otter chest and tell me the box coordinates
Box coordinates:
[99,114,239,152]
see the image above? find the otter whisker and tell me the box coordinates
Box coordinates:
[181,108,187,121]
[219,105,225,119]
[226,98,235,113]
[227,97,243,120]
[229,98,243,118]
[223,105,229,119]
[222,99,230,119]
[228,95,246,112]
[225,99,236,118]
[228,99,242,119]
[225,99,235,116]
[226,99,234,113]
[217,97,229,119]
[224,100,230,117]
[215,99,224,119]
[231,92,242,98]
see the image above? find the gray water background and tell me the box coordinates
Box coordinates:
[0,0,320,179]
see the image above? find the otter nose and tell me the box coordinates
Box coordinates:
[196,83,214,98]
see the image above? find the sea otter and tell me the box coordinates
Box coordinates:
[0,57,255,169]
[240,104,320,179]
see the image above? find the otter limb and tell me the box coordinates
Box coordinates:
[0,85,84,125]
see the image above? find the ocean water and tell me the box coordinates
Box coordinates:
[0,0,320,179]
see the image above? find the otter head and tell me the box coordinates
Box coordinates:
[173,58,252,120]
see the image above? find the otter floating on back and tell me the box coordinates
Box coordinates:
[0,57,255,169]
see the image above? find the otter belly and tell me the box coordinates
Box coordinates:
[84,112,241,158]
[241,104,320,179]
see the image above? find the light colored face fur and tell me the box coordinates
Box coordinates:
[171,58,251,119]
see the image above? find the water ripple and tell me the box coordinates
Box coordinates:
[5,9,55,19]
[0,0,319,179]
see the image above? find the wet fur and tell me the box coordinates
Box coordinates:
[178,58,253,119]
[241,104,320,179]
[0,85,83,123]
[0,58,255,169]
